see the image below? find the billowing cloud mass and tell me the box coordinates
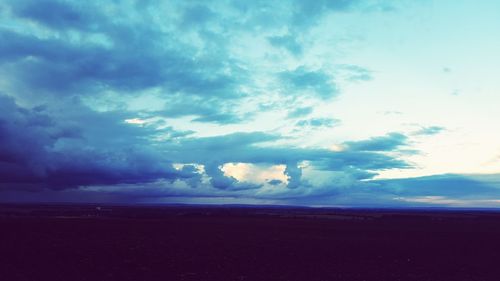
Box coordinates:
[1,0,500,207]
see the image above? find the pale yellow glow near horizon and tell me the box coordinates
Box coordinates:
[375,127,500,180]
[394,196,500,207]
[124,118,147,125]
[329,144,346,152]
[222,163,288,185]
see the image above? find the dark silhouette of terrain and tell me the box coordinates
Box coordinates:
[1,204,500,281]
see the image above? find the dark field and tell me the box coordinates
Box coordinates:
[1,205,500,281]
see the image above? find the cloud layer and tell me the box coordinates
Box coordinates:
[0,0,497,207]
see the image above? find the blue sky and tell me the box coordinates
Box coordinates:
[1,0,500,207]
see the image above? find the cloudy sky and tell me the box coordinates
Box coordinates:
[1,0,500,207]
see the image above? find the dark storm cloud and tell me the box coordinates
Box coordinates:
[2,0,248,129]
[268,179,283,186]
[2,0,385,104]
[203,163,237,190]
[0,94,201,189]
[0,28,240,99]
[1,91,460,205]
[0,0,415,203]
[177,165,202,188]
[166,132,410,177]
[284,162,302,189]
[0,0,376,125]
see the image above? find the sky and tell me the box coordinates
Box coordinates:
[1,0,500,207]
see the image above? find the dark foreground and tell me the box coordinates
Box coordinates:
[1,205,500,281]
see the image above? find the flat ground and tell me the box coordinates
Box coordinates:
[1,204,500,281]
